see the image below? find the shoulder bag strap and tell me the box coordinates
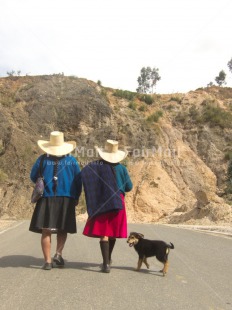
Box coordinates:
[38,154,46,178]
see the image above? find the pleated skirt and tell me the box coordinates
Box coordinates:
[29,197,77,234]
[83,194,127,238]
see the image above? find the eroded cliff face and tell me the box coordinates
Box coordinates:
[0,75,231,224]
[125,126,231,225]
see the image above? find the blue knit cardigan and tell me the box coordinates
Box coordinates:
[30,154,82,200]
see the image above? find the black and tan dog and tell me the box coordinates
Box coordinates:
[127,232,174,276]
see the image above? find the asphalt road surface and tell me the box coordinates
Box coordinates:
[0,221,231,310]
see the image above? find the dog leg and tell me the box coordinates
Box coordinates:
[143,257,150,269]
[135,258,143,271]
[161,261,169,276]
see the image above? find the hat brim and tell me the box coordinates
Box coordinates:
[37,140,76,156]
[95,147,128,163]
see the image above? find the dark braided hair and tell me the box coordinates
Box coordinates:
[52,157,59,195]
[48,155,65,195]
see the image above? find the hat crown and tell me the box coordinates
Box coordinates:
[50,131,64,146]
[104,140,118,153]
[95,139,127,163]
[37,131,76,156]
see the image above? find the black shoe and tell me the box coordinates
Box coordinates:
[53,253,65,267]
[42,262,53,270]
[101,264,110,273]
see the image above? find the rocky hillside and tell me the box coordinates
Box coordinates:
[0,75,232,225]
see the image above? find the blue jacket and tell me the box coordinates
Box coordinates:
[113,164,133,194]
[30,154,82,200]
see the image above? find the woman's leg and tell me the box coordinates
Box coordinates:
[101,237,116,264]
[100,236,108,242]
[109,238,116,264]
[41,229,52,263]
[100,236,110,273]
[53,230,67,266]
[56,230,67,255]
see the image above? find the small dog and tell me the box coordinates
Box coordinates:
[127,232,174,276]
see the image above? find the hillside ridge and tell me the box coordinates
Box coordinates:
[0,75,232,225]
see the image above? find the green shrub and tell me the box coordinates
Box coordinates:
[225,151,232,161]
[138,105,147,112]
[225,183,232,194]
[113,89,136,100]
[189,106,200,120]
[128,101,137,110]
[227,160,232,180]
[200,105,232,128]
[138,94,154,105]
[147,110,163,122]
[185,102,232,128]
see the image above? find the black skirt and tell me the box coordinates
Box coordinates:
[29,197,77,234]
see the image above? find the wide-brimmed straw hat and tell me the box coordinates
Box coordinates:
[95,140,128,163]
[37,131,76,156]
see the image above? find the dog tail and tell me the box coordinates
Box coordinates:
[168,242,174,249]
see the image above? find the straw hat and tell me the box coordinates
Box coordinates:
[37,131,76,156]
[95,140,128,163]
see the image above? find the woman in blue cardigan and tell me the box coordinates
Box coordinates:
[29,131,82,270]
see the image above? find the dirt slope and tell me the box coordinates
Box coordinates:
[0,75,231,225]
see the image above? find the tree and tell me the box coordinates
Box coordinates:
[136,67,150,93]
[215,70,226,86]
[136,66,161,94]
[228,58,232,74]
[150,67,161,93]
[6,70,15,76]
[207,81,214,87]
[6,70,21,77]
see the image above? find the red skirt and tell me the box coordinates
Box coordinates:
[83,194,127,238]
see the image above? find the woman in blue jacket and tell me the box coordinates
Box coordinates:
[29,131,82,270]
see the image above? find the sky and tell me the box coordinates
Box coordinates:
[0,0,232,94]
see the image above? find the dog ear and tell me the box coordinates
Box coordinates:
[129,232,144,239]
[136,233,144,239]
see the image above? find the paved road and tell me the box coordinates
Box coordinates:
[0,221,231,310]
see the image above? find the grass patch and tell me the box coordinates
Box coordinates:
[113,89,136,101]
[138,105,147,112]
[175,103,232,128]
[137,94,154,105]
[199,105,232,128]
[169,96,182,104]
[113,89,154,105]
[147,110,163,122]
[224,151,232,161]
[128,101,137,110]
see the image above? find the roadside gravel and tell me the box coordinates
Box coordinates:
[0,220,18,232]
